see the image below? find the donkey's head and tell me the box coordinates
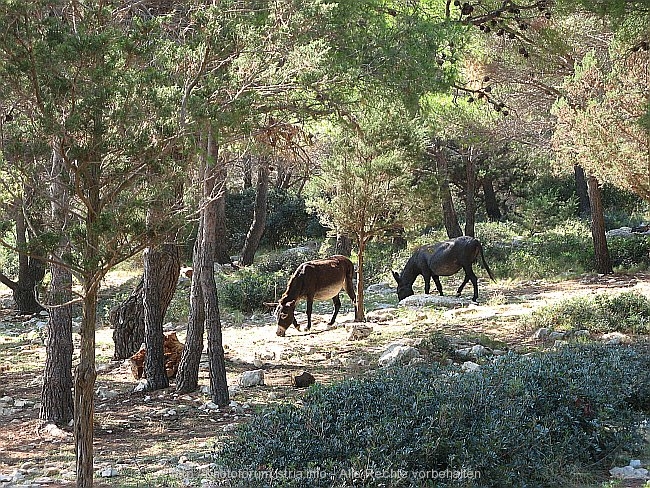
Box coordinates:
[275,297,297,336]
[392,271,414,301]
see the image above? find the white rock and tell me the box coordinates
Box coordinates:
[239,369,265,387]
[366,282,394,294]
[378,343,420,367]
[609,465,649,479]
[399,294,463,308]
[462,361,481,372]
[630,460,643,469]
[470,345,490,358]
[601,332,629,345]
[346,323,373,341]
[100,467,119,478]
[532,328,551,340]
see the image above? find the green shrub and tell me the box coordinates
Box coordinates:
[218,268,286,313]
[528,291,650,334]
[608,235,650,270]
[213,344,649,487]
[226,188,325,252]
[256,246,320,274]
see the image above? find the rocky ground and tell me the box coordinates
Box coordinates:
[1,272,650,487]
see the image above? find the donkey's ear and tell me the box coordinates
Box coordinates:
[392,271,401,284]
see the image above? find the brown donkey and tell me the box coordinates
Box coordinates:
[275,255,356,336]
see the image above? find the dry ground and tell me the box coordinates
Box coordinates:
[1,272,650,487]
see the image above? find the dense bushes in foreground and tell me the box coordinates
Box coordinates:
[213,345,650,487]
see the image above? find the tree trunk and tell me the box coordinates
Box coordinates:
[203,131,229,404]
[41,142,74,427]
[214,185,230,265]
[141,243,180,391]
[111,245,179,361]
[587,175,613,274]
[482,178,502,221]
[355,237,365,322]
[110,278,145,359]
[0,198,45,314]
[40,260,74,426]
[433,146,462,238]
[240,157,270,266]
[175,235,205,393]
[75,283,98,488]
[464,148,476,237]
[575,165,591,217]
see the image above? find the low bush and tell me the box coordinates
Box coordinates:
[608,234,650,270]
[528,291,650,334]
[218,268,286,313]
[214,344,649,487]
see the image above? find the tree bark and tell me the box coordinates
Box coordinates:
[175,231,205,393]
[240,157,270,266]
[141,243,180,391]
[214,182,231,265]
[355,237,365,322]
[41,142,74,426]
[201,180,229,405]
[575,164,591,217]
[433,146,463,238]
[111,245,179,361]
[0,198,45,314]
[586,175,613,274]
[75,283,98,488]
[110,278,145,359]
[41,260,74,426]
[482,178,502,221]
[464,148,477,237]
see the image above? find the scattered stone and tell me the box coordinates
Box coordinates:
[99,467,119,478]
[346,323,373,340]
[606,227,633,238]
[461,361,480,372]
[399,294,464,308]
[548,331,566,341]
[532,327,551,340]
[43,466,60,476]
[609,465,649,480]
[366,307,397,323]
[0,396,13,405]
[239,369,265,387]
[378,343,420,367]
[366,282,394,294]
[601,332,629,345]
[96,387,119,400]
[293,371,316,388]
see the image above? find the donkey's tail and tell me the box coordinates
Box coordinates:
[478,242,496,283]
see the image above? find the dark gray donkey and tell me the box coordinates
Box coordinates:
[392,236,495,303]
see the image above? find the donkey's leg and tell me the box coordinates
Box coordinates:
[433,275,444,296]
[423,272,432,294]
[305,299,313,331]
[457,267,479,302]
[329,295,342,325]
[456,271,471,297]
